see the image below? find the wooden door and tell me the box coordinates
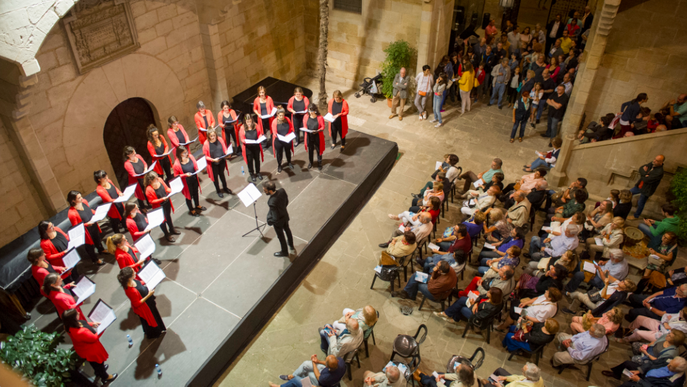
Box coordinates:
[103,98,156,189]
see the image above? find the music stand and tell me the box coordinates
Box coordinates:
[238,183,266,237]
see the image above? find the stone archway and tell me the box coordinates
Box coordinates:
[61,53,186,192]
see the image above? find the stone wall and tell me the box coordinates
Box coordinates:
[585,0,687,123]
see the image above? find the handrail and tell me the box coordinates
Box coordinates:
[571,127,687,150]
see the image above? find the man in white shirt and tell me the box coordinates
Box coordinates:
[380,212,432,248]
[546,14,563,53]
[553,324,608,367]
[461,185,500,216]
[561,73,573,96]
[565,248,629,293]
[528,224,581,261]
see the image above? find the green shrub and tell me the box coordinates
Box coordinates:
[381,40,414,99]
[670,168,687,245]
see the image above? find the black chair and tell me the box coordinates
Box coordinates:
[556,337,609,381]
[362,311,379,357]
[418,293,447,311]
[507,340,550,365]
[446,347,485,372]
[343,341,362,380]
[461,312,498,344]
[390,324,427,387]
[370,266,402,292]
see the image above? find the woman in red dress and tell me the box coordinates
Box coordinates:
[303,104,325,170]
[287,87,309,146]
[123,146,149,209]
[38,221,80,281]
[107,233,145,273]
[28,248,69,293]
[252,86,275,149]
[62,309,117,384]
[118,267,166,339]
[144,171,178,242]
[173,147,205,217]
[146,125,174,183]
[167,115,192,152]
[203,128,232,198]
[43,273,83,320]
[94,170,126,234]
[270,107,295,174]
[67,190,104,265]
[327,90,350,150]
[217,100,241,157]
[238,114,265,183]
[194,101,215,145]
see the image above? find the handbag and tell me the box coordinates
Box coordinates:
[473,77,481,88]
[418,91,427,96]
[380,251,400,266]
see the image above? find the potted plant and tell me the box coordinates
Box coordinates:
[0,325,79,386]
[381,40,414,107]
[669,167,687,245]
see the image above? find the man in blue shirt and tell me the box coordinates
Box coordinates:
[271,354,345,387]
[602,354,686,387]
[626,283,687,322]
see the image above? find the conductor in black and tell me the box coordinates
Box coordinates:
[264,181,296,257]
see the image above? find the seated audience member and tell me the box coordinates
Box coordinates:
[436,213,485,251]
[461,186,500,217]
[417,360,479,387]
[319,317,363,358]
[415,172,446,199]
[408,196,442,224]
[502,318,559,355]
[478,227,525,261]
[524,138,562,171]
[613,189,633,220]
[381,231,417,262]
[550,177,588,207]
[565,248,628,293]
[503,179,548,210]
[552,323,608,367]
[607,356,687,387]
[569,307,623,335]
[459,266,516,298]
[482,172,505,192]
[424,224,471,271]
[495,288,562,331]
[331,306,378,336]
[363,365,406,387]
[459,158,504,193]
[478,246,521,275]
[564,277,636,316]
[411,181,444,210]
[639,204,680,249]
[271,355,344,387]
[620,307,687,344]
[517,264,567,299]
[577,113,615,143]
[582,200,614,238]
[603,331,685,380]
[436,287,503,325]
[483,208,512,243]
[548,189,587,224]
[432,153,461,183]
[536,211,584,239]
[505,192,531,228]
[392,260,457,302]
[488,363,545,387]
[625,283,687,323]
[528,223,581,262]
[501,169,547,199]
[379,212,433,248]
[585,216,624,259]
[643,231,678,276]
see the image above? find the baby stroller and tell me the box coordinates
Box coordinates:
[354,73,383,103]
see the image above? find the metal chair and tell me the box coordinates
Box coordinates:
[370,265,402,292]
[390,324,427,387]
[446,347,485,372]
[418,293,447,311]
[556,337,609,381]
[362,311,379,357]
[507,340,550,365]
[461,312,498,344]
[343,341,363,380]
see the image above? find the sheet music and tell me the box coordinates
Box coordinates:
[398,224,406,233]
[277,132,296,143]
[244,135,266,144]
[435,161,443,170]
[134,234,156,260]
[294,110,308,114]
[473,179,484,188]
[62,248,81,270]
[468,198,476,206]
[535,151,544,157]
[237,183,262,207]
[138,261,166,291]
[133,161,157,177]
[72,277,96,305]
[218,144,234,158]
[90,203,112,223]
[323,113,336,122]
[167,177,184,197]
[180,136,198,146]
[157,147,175,157]
[67,224,85,250]
[583,261,597,273]
[484,243,496,250]
[427,242,440,251]
[145,208,165,231]
[514,307,523,314]
[192,156,207,174]
[260,107,278,119]
[300,127,320,133]
[88,300,116,335]
[114,184,137,203]
[594,237,603,246]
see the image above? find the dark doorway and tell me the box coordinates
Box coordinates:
[103,98,156,189]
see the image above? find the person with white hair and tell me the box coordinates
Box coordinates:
[490,363,544,387]
[363,364,406,387]
[527,223,581,262]
[552,323,608,367]
[319,316,363,358]
[603,342,687,387]
[565,248,629,293]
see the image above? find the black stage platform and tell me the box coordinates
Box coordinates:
[24,129,397,386]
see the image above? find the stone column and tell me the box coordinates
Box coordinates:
[546,0,620,187]
[199,23,228,113]
[416,1,436,75]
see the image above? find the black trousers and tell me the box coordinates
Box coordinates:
[292,114,305,143]
[610,360,640,379]
[159,200,175,236]
[331,121,345,146]
[274,221,294,254]
[245,145,261,175]
[141,297,167,339]
[308,139,322,164]
[185,176,200,211]
[89,361,109,380]
[159,157,173,183]
[211,160,228,192]
[274,140,292,165]
[260,118,271,148]
[625,293,660,322]
[225,128,240,154]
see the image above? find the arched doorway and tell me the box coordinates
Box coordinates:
[103,98,157,189]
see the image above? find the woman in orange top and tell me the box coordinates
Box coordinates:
[239,114,265,183]
[167,115,192,151]
[144,171,178,242]
[118,267,166,339]
[252,86,275,150]
[270,107,295,174]
[146,125,173,183]
[287,87,309,146]
[303,104,326,170]
[94,170,125,234]
[328,90,350,150]
[218,100,241,157]
[123,146,149,209]
[67,190,104,265]
[62,309,117,384]
[194,101,215,145]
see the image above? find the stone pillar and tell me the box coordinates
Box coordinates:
[546,0,620,188]
[416,1,436,75]
[199,23,228,113]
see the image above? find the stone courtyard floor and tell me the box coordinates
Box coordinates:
[216,76,683,387]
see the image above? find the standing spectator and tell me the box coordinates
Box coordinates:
[536,70,557,127]
[565,19,580,38]
[473,38,489,64]
[662,94,687,129]
[546,14,564,53]
[506,64,521,108]
[415,65,434,120]
[510,91,531,143]
[507,26,521,52]
[549,38,564,59]
[528,82,543,127]
[489,59,511,109]
[581,6,594,33]
[474,63,486,103]
[542,85,569,145]
[390,67,409,121]
[486,19,498,44]
[534,24,546,46]
[458,62,475,116]
[483,46,498,98]
[430,73,447,128]
[560,73,573,96]
[629,154,664,219]
[520,27,532,47]
[547,57,561,83]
